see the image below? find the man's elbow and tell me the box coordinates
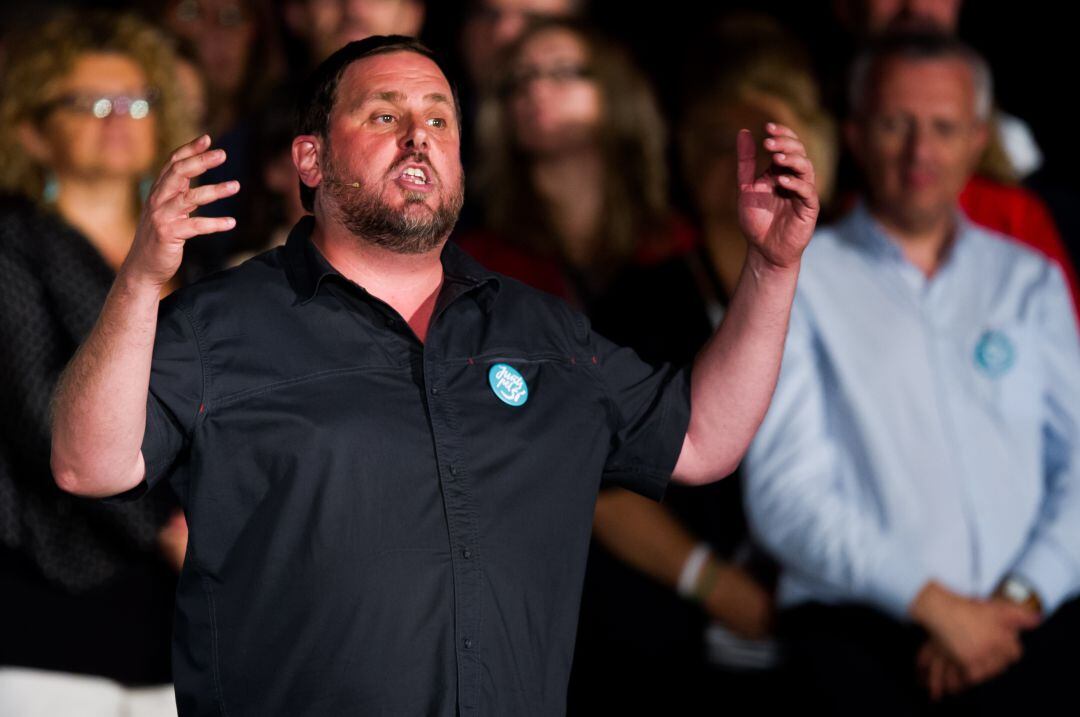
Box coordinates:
[51,441,83,495]
[671,437,744,486]
[51,442,144,499]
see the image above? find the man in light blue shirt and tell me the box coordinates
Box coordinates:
[743,30,1080,713]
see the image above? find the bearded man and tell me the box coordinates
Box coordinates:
[50,35,819,716]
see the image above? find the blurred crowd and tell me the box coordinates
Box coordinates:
[1,1,1078,715]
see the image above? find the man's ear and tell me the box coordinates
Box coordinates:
[292,135,323,190]
[16,121,54,165]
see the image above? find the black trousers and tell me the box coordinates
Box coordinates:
[777,595,1080,715]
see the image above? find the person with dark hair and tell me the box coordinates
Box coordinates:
[50,34,820,715]
[743,30,1080,714]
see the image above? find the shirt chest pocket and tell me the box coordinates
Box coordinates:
[963,323,1043,424]
[441,351,608,475]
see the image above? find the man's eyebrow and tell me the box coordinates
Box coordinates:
[354,91,454,109]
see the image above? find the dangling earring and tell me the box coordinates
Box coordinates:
[138,175,153,204]
[42,173,60,204]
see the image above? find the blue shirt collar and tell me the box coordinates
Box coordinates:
[845,198,976,268]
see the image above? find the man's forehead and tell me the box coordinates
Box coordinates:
[339,51,453,101]
[873,57,976,106]
[878,56,974,90]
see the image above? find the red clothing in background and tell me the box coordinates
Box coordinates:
[960,175,1080,321]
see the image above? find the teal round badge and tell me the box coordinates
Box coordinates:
[974,329,1015,378]
[488,363,529,407]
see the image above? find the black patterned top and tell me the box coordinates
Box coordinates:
[0,194,177,684]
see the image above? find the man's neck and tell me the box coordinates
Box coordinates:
[311,220,446,343]
[868,203,957,278]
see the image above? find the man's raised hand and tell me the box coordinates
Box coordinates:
[123,135,239,288]
[736,122,819,271]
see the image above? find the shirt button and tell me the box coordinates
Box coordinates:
[449,464,459,476]
[464,638,473,649]
[462,549,472,559]
[430,386,439,396]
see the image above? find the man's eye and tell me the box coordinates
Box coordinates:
[428,117,446,128]
[374,114,395,124]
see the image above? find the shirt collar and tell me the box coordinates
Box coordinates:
[284,215,502,310]
[846,197,976,265]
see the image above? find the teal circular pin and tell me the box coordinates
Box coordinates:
[488,363,529,407]
[974,329,1015,378]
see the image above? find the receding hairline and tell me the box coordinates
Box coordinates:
[334,51,458,114]
[864,54,983,110]
[848,34,993,121]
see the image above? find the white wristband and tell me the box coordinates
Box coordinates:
[677,543,712,598]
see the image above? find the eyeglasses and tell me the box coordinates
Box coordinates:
[38,92,157,121]
[174,0,250,28]
[500,64,594,96]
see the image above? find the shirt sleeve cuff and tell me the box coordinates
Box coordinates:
[1013,538,1079,616]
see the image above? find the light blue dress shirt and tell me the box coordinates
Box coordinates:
[743,201,1080,621]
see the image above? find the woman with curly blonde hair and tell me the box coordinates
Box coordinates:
[0,11,194,716]
[0,10,193,254]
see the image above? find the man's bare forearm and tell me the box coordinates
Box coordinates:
[51,269,163,496]
[50,135,238,498]
[673,250,800,484]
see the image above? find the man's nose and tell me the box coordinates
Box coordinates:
[904,122,934,162]
[399,115,429,150]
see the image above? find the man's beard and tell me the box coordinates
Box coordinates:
[321,151,464,255]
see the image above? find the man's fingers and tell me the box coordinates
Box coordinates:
[736,128,757,187]
[929,654,946,701]
[764,135,807,158]
[916,643,934,673]
[166,134,212,167]
[173,216,237,240]
[154,149,228,202]
[771,152,816,182]
[157,180,240,218]
[765,121,799,140]
[944,660,966,695]
[776,174,817,206]
[1001,603,1042,630]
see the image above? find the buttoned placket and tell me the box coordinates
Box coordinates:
[421,283,487,715]
[351,273,487,715]
[883,229,985,595]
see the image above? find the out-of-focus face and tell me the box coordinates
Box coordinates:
[461,0,576,87]
[315,50,464,252]
[841,0,962,34]
[299,0,425,62]
[506,28,601,157]
[684,94,799,225]
[847,56,987,231]
[168,0,256,97]
[175,56,209,133]
[31,52,157,181]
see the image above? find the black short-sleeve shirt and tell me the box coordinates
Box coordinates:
[103,216,692,716]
